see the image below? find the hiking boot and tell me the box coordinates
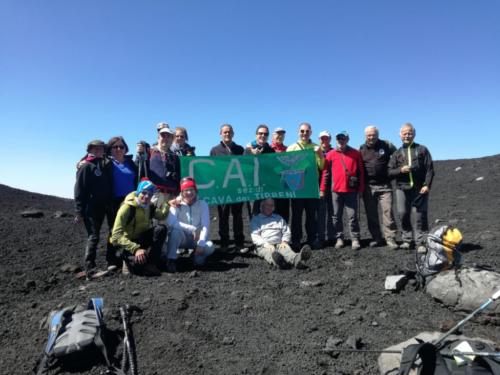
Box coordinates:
[417,245,427,254]
[271,251,287,269]
[299,244,312,262]
[334,238,344,250]
[142,262,161,277]
[400,242,411,250]
[386,239,399,250]
[351,239,361,251]
[369,239,382,248]
[165,259,177,273]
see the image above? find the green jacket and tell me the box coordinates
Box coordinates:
[286,140,325,171]
[110,192,169,254]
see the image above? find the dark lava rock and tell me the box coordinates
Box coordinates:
[19,209,44,218]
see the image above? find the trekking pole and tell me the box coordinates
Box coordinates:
[325,348,500,358]
[120,305,139,375]
[434,289,500,347]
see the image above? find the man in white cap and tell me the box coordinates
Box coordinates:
[320,131,364,250]
[317,131,335,247]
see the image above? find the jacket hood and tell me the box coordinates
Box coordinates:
[123,192,139,207]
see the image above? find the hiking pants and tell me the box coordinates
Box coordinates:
[83,203,112,266]
[362,184,397,242]
[290,198,319,248]
[395,188,429,245]
[120,225,167,271]
[164,227,214,266]
[217,203,245,248]
[332,192,360,240]
[256,243,298,267]
[317,190,335,243]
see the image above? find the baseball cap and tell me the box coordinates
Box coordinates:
[336,131,349,138]
[318,130,331,138]
[156,122,174,135]
[273,127,286,134]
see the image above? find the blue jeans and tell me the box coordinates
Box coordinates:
[164,228,214,266]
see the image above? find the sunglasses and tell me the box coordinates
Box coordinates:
[140,190,153,197]
[257,132,269,136]
[300,129,311,133]
[111,145,125,150]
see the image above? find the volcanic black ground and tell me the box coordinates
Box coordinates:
[1,155,499,375]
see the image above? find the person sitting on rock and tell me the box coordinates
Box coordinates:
[251,198,312,269]
[110,179,169,276]
[163,177,214,273]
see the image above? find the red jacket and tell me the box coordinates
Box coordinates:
[320,146,365,193]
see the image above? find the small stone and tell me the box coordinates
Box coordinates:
[385,275,407,291]
[131,290,140,296]
[222,336,235,345]
[346,335,362,349]
[454,166,462,171]
[371,321,379,326]
[60,263,80,273]
[189,270,198,278]
[78,286,87,291]
[379,312,388,318]
[300,280,324,287]
[53,211,71,218]
[20,209,44,218]
[475,176,484,181]
[324,336,343,352]
[333,308,345,316]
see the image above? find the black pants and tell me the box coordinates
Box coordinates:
[83,202,112,266]
[116,225,167,272]
[290,198,318,248]
[217,203,244,248]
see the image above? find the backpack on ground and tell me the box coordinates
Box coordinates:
[399,338,500,375]
[417,225,463,280]
[36,297,115,374]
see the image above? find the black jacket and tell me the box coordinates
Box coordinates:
[388,142,434,190]
[359,139,396,185]
[74,156,113,215]
[210,141,244,156]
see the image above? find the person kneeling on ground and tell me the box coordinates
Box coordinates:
[164,177,215,273]
[110,179,169,276]
[251,198,312,269]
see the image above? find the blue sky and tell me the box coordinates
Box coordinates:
[1,0,499,198]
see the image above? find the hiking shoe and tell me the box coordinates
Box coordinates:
[400,242,411,250]
[386,239,399,250]
[369,240,382,248]
[142,262,161,277]
[299,244,312,262]
[271,251,287,269]
[334,238,344,250]
[165,260,177,273]
[107,264,118,272]
[417,245,427,254]
[351,239,361,251]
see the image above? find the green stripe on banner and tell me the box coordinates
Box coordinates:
[180,150,319,205]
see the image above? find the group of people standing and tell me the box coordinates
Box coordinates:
[74,121,434,276]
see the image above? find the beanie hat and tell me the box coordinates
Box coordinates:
[136,179,156,195]
[180,177,197,191]
[86,139,105,152]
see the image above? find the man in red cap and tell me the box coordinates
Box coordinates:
[163,177,214,272]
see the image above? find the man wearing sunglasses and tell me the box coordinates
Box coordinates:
[286,122,325,251]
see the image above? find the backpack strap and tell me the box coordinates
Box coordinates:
[399,341,444,375]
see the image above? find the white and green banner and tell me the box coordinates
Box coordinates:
[180,150,319,205]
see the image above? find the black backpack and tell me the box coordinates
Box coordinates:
[399,339,500,375]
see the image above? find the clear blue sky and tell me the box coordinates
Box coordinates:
[1,0,499,198]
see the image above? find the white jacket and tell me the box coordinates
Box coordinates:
[251,213,291,246]
[168,198,210,247]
